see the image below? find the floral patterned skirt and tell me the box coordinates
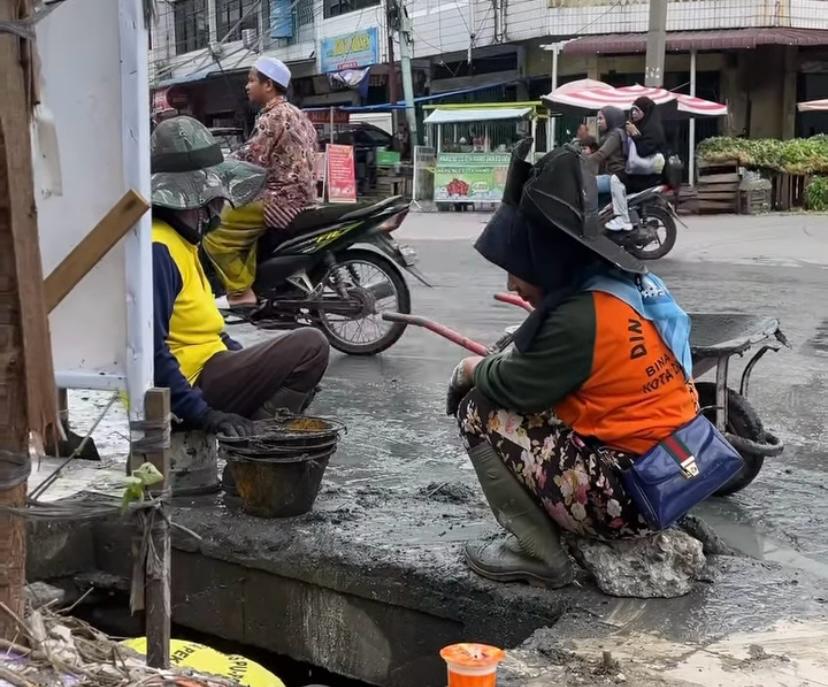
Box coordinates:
[458,388,653,540]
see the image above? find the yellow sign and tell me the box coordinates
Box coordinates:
[122,638,286,687]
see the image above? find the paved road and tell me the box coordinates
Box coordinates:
[315,211,828,575]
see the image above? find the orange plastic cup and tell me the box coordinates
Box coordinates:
[440,643,505,687]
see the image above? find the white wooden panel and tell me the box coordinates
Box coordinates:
[35,0,152,409]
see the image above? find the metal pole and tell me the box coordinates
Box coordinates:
[397,1,419,145]
[688,48,697,186]
[385,0,399,129]
[551,45,560,148]
[644,0,668,87]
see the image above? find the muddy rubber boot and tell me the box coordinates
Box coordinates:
[465,442,574,588]
[253,386,318,420]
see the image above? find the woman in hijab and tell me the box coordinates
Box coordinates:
[588,106,631,231]
[446,146,698,588]
[627,96,666,158]
[626,96,668,193]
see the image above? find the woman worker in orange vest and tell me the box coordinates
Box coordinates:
[446,143,699,588]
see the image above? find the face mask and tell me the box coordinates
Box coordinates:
[200,204,223,234]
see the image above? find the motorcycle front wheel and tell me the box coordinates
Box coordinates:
[629,206,677,260]
[315,249,411,356]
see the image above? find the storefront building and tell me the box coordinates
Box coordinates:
[148,0,828,144]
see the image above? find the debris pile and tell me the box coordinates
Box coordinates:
[0,605,239,687]
[568,529,706,598]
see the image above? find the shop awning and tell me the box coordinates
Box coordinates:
[424,107,533,124]
[798,98,828,112]
[342,79,520,112]
[562,28,828,55]
[543,80,727,117]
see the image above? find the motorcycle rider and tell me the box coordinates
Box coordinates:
[588,106,632,232]
[447,143,698,588]
[151,116,329,438]
[203,57,318,309]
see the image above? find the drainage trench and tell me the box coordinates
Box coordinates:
[72,596,374,687]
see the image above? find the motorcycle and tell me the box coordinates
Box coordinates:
[203,196,429,356]
[383,294,787,496]
[601,183,682,261]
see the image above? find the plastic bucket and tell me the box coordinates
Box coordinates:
[440,644,505,687]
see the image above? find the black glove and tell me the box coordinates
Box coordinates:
[201,409,254,438]
[446,362,473,417]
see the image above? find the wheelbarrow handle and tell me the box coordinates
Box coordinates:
[494,293,534,312]
[381,312,489,356]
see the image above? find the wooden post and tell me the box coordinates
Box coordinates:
[142,388,171,669]
[0,0,58,641]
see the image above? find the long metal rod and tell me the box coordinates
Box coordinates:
[688,48,697,186]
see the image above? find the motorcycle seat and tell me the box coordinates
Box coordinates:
[287,196,403,234]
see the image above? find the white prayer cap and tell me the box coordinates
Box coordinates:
[254,56,291,89]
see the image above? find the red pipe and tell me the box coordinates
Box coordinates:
[494,293,534,312]
[381,312,489,355]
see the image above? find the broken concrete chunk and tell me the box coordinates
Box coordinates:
[26,581,67,608]
[569,529,706,598]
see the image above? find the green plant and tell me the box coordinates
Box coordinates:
[697,136,828,175]
[805,175,828,211]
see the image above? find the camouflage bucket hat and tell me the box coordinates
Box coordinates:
[151,116,266,210]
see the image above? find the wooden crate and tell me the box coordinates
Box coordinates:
[770,173,810,211]
[676,184,698,215]
[696,158,739,213]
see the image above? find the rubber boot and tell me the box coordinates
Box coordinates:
[464,442,574,588]
[252,386,319,420]
[606,174,632,231]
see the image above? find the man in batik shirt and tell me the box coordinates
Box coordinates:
[203,56,318,308]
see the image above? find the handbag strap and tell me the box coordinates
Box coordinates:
[662,432,700,478]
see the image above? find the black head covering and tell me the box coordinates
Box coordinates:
[476,144,646,350]
[633,96,657,122]
[631,96,666,158]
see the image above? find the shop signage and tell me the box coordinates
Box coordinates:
[269,0,294,39]
[320,27,379,74]
[152,87,188,114]
[434,153,511,203]
[326,144,357,203]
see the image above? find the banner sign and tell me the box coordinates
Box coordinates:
[320,27,379,73]
[433,153,510,203]
[270,0,294,39]
[326,144,357,203]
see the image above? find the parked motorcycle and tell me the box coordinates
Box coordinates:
[383,294,787,495]
[601,183,681,261]
[202,196,428,355]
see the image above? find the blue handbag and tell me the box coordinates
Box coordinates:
[621,414,744,530]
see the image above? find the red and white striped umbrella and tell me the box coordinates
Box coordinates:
[544,81,727,117]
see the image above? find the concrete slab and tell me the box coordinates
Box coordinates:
[26,213,828,685]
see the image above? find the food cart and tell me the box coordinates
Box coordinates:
[423,103,551,205]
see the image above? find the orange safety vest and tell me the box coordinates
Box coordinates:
[554,292,699,455]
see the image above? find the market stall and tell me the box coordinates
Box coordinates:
[543,80,728,183]
[423,103,551,205]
